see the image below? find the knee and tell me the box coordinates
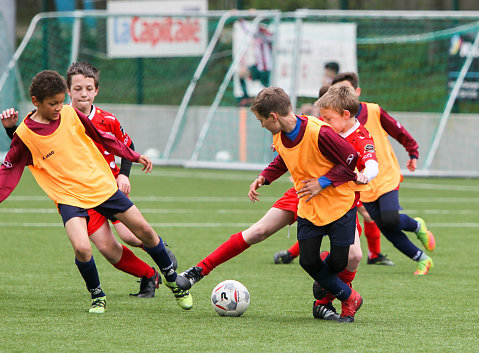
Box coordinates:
[348,251,362,269]
[381,211,400,230]
[244,224,270,244]
[74,244,92,262]
[327,256,349,274]
[299,255,323,274]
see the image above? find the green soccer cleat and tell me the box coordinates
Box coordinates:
[414,217,436,252]
[165,281,193,310]
[89,296,106,314]
[414,256,434,275]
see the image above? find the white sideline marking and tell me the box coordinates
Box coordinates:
[0,222,255,228]
[0,222,478,228]
[0,208,476,215]
[6,195,479,203]
[0,208,262,214]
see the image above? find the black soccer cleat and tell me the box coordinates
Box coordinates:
[367,253,394,266]
[175,266,204,290]
[313,301,340,320]
[273,250,296,264]
[130,268,161,298]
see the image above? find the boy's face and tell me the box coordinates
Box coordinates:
[319,107,350,133]
[255,112,281,135]
[68,74,98,115]
[32,93,65,121]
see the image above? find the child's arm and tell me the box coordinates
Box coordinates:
[318,125,358,184]
[379,107,418,171]
[74,107,150,171]
[0,136,31,202]
[297,126,358,201]
[248,154,288,202]
[110,114,134,193]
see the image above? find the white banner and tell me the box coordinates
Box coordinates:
[107,0,208,58]
[234,21,357,98]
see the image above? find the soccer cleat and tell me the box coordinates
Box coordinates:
[273,250,296,264]
[313,281,328,301]
[130,268,161,298]
[165,280,193,310]
[414,257,434,275]
[414,217,436,252]
[337,289,363,323]
[313,301,340,320]
[367,253,395,266]
[175,266,204,290]
[89,296,106,314]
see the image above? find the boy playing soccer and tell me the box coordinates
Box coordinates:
[1,62,177,298]
[178,87,365,322]
[0,70,192,312]
[251,86,363,322]
[332,72,435,275]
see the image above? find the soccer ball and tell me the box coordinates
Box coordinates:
[214,150,232,162]
[211,280,250,317]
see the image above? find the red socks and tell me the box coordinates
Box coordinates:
[287,241,300,257]
[364,220,381,258]
[338,269,356,286]
[113,245,155,278]
[198,232,250,276]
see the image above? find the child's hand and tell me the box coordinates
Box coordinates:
[0,108,18,128]
[297,178,323,202]
[355,172,369,185]
[248,175,265,202]
[116,174,131,194]
[407,158,417,172]
[137,155,153,173]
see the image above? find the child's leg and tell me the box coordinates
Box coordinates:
[299,237,352,301]
[89,221,154,278]
[200,207,294,274]
[115,205,176,282]
[65,216,105,299]
[363,192,424,260]
[297,217,353,301]
[113,221,144,247]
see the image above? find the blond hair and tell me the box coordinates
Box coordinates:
[315,83,359,116]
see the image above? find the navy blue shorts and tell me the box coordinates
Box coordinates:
[297,207,357,246]
[58,190,134,225]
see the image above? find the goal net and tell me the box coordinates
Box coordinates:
[1,10,478,175]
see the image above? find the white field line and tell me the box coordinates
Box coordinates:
[0,208,476,215]
[134,169,479,190]
[0,222,478,228]
[6,194,479,203]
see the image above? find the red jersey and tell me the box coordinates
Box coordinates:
[86,105,132,178]
[340,119,377,172]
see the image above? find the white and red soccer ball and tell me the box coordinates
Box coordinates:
[211,280,250,317]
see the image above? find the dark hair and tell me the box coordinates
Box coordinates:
[315,83,359,117]
[331,72,359,89]
[251,87,292,118]
[318,84,330,98]
[29,70,67,101]
[324,62,340,74]
[66,62,100,89]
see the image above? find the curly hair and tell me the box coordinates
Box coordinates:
[29,70,67,101]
